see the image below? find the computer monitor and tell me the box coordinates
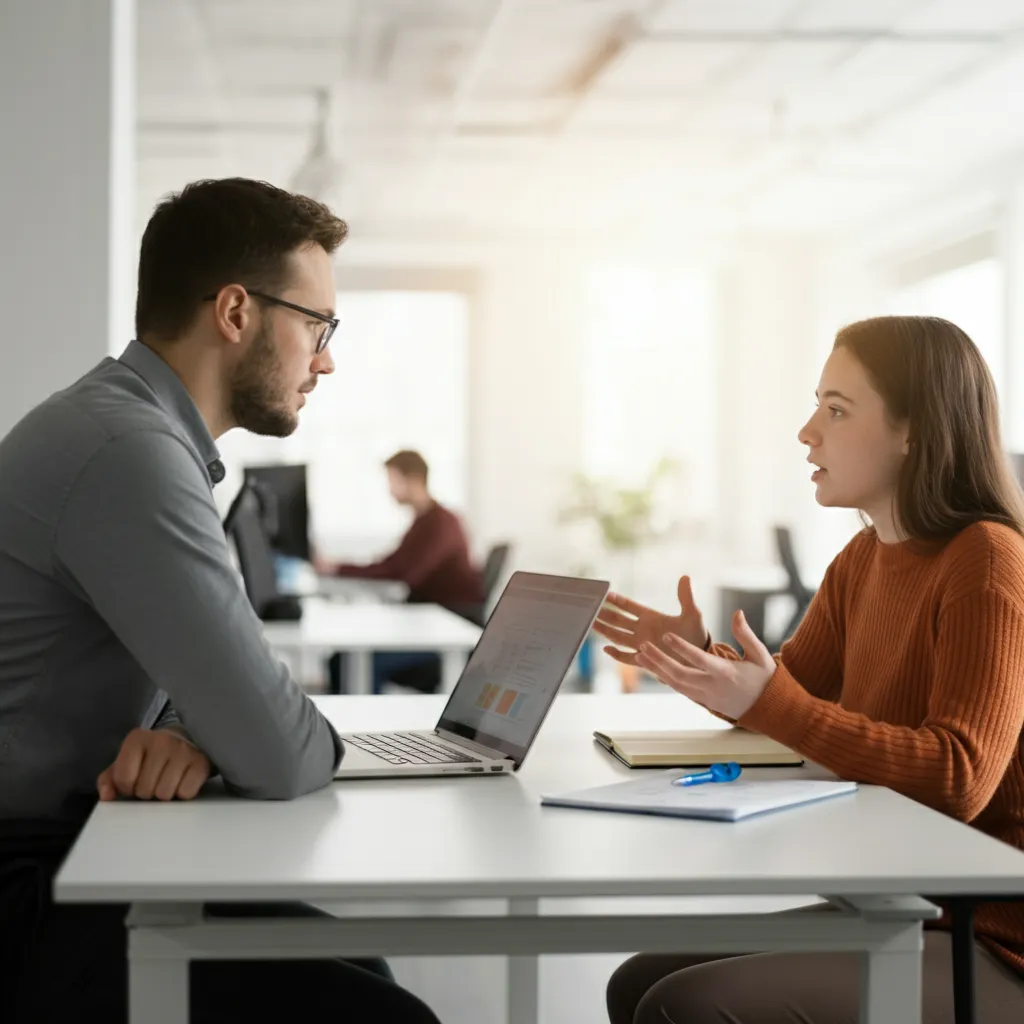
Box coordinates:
[224,483,301,621]
[243,463,310,561]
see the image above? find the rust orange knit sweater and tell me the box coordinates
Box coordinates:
[735,521,1024,975]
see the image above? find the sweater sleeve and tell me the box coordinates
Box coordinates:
[335,511,459,588]
[739,588,1024,822]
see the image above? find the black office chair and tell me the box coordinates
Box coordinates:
[773,526,815,647]
[481,543,511,603]
[444,541,511,629]
[717,526,815,653]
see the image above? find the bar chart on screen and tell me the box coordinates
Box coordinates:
[443,574,607,749]
[474,683,529,719]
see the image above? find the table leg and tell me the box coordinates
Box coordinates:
[348,649,372,695]
[506,898,539,1024]
[441,649,467,693]
[859,924,923,1024]
[127,903,201,1024]
[948,899,976,1024]
[129,959,189,1024]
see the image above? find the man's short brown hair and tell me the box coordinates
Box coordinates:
[135,177,348,341]
[385,450,429,483]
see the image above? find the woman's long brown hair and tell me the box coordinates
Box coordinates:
[834,315,1024,540]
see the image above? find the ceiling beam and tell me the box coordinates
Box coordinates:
[426,0,521,166]
[641,30,1007,44]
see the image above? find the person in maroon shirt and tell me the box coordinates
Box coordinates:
[321,450,483,693]
[326,450,483,609]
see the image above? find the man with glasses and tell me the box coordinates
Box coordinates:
[0,178,442,1023]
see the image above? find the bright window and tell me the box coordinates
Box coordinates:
[216,290,470,559]
[886,257,1005,396]
[581,265,716,517]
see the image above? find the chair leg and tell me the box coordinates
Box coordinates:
[326,652,347,695]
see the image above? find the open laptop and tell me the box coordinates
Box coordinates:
[334,571,609,779]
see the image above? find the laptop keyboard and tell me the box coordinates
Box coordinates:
[345,731,480,765]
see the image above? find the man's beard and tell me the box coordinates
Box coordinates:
[229,316,297,438]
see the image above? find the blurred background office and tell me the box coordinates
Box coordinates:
[8,0,1024,672]
[9,0,1024,683]
[7,1,1024,1020]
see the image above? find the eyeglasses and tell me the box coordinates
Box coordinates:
[202,289,338,353]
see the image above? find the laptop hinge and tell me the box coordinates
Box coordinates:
[434,727,509,762]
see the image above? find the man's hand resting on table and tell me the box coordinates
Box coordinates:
[97,727,212,801]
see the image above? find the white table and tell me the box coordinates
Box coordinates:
[55,694,1024,1024]
[262,600,482,694]
[315,576,409,604]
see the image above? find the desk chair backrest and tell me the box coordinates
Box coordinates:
[771,525,816,650]
[446,543,512,630]
[481,542,512,605]
[774,526,814,603]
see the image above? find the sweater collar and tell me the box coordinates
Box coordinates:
[872,532,946,571]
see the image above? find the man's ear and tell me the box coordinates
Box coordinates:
[211,285,253,346]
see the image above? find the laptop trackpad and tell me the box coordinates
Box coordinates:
[337,743,394,770]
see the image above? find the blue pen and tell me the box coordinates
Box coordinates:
[672,761,742,787]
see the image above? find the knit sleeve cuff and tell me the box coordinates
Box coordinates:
[737,661,817,748]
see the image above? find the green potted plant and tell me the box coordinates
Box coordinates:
[559,457,682,690]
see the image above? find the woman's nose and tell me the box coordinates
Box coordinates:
[798,416,818,448]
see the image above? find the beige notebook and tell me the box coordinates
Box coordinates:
[593,728,804,768]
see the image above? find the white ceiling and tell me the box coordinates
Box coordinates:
[136,0,1024,242]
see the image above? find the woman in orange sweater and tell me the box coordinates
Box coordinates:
[597,316,1024,1024]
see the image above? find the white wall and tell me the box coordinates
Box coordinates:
[471,251,586,572]
[999,181,1024,452]
[0,0,135,438]
[715,236,822,569]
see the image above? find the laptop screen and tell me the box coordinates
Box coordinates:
[436,571,609,767]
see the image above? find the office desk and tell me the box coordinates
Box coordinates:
[316,576,408,604]
[262,600,482,694]
[56,694,1024,1024]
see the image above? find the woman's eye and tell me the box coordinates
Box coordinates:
[829,406,844,418]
